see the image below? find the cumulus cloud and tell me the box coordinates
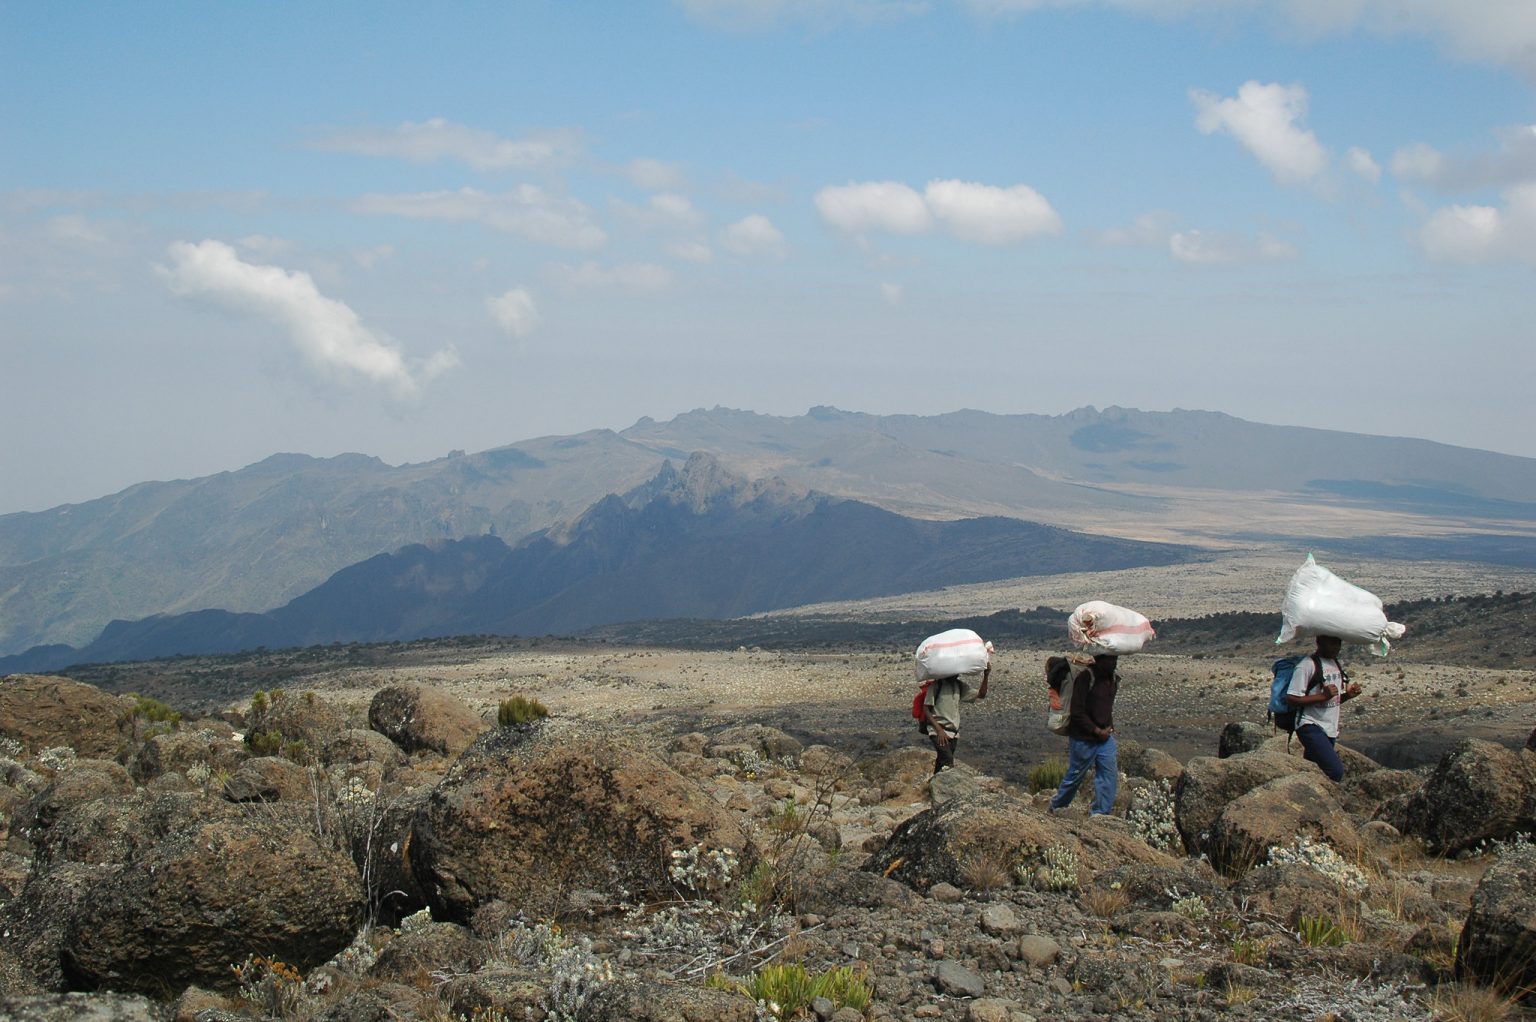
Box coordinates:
[924,179,1062,242]
[1346,146,1382,183]
[961,2,1536,79]
[626,158,688,191]
[551,261,674,291]
[815,178,1060,243]
[815,181,932,235]
[311,118,581,172]
[676,0,927,31]
[1420,183,1536,264]
[352,186,606,250]
[487,287,540,339]
[1168,229,1299,265]
[667,239,715,262]
[1391,125,1536,191]
[720,214,788,257]
[159,240,456,397]
[1191,81,1329,185]
[612,192,704,231]
[1096,210,1179,247]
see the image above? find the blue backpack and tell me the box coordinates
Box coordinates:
[1268,653,1323,733]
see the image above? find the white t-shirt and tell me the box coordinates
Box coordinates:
[1288,655,1343,738]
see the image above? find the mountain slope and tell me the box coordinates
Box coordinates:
[0,455,1194,670]
[4,404,1534,656]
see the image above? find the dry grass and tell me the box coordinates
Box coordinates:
[958,854,1011,894]
[1432,982,1516,1022]
[1080,885,1130,919]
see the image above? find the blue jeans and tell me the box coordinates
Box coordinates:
[1295,723,1344,782]
[1051,734,1118,815]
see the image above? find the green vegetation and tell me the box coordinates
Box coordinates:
[497,695,549,726]
[710,962,871,1019]
[1297,913,1349,947]
[1026,756,1066,793]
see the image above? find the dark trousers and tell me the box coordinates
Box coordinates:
[929,733,957,774]
[1296,723,1344,781]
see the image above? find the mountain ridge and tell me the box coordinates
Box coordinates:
[3,404,1534,655]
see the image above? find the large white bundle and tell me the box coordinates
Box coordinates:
[1276,553,1407,656]
[1067,601,1155,655]
[914,628,992,681]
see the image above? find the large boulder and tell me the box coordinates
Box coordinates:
[1174,751,1309,856]
[0,992,172,1021]
[864,790,1179,893]
[221,756,312,803]
[368,685,485,757]
[245,688,349,751]
[7,761,133,855]
[1207,772,1364,875]
[33,792,237,870]
[1256,734,1381,775]
[1218,721,1271,758]
[0,676,135,759]
[1457,843,1536,995]
[129,725,245,784]
[0,863,112,991]
[410,723,749,922]
[61,810,363,996]
[1385,740,1536,856]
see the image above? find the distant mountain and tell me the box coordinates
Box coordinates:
[0,454,1194,672]
[4,404,1535,656]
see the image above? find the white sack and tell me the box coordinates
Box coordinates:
[914,628,992,681]
[1276,553,1407,656]
[1067,601,1155,655]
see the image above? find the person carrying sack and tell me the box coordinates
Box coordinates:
[1048,653,1120,815]
[1286,634,1362,781]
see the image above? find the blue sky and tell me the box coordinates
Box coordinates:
[3,1,1534,514]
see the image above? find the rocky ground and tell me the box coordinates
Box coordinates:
[2,635,1536,1021]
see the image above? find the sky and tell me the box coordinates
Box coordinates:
[3,1,1535,516]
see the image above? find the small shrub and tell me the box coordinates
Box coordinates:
[498,695,549,726]
[734,962,871,1020]
[1230,937,1265,965]
[1081,884,1129,918]
[1027,757,1067,793]
[1172,894,1209,921]
[1297,913,1348,947]
[1017,844,1079,891]
[231,955,306,1017]
[768,799,803,835]
[1432,981,1515,1022]
[132,695,182,726]
[247,729,283,757]
[1225,982,1257,1006]
[959,854,1011,894]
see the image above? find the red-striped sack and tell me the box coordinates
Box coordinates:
[1067,601,1155,655]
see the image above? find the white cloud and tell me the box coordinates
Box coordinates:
[487,288,540,339]
[676,0,927,30]
[626,158,688,191]
[720,214,788,257]
[311,118,581,172]
[880,281,902,304]
[1420,183,1536,264]
[159,240,456,397]
[1097,210,1179,246]
[1191,81,1329,185]
[667,239,715,262]
[815,178,1061,244]
[353,187,606,250]
[815,181,932,235]
[1346,146,1382,184]
[1391,125,1536,191]
[961,2,1536,79]
[1168,229,1299,264]
[353,245,395,269]
[924,179,1062,243]
[551,261,675,291]
[613,192,704,232]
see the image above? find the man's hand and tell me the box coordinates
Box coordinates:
[1342,682,1362,701]
[977,665,990,700]
[1318,683,1339,704]
[933,729,950,749]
